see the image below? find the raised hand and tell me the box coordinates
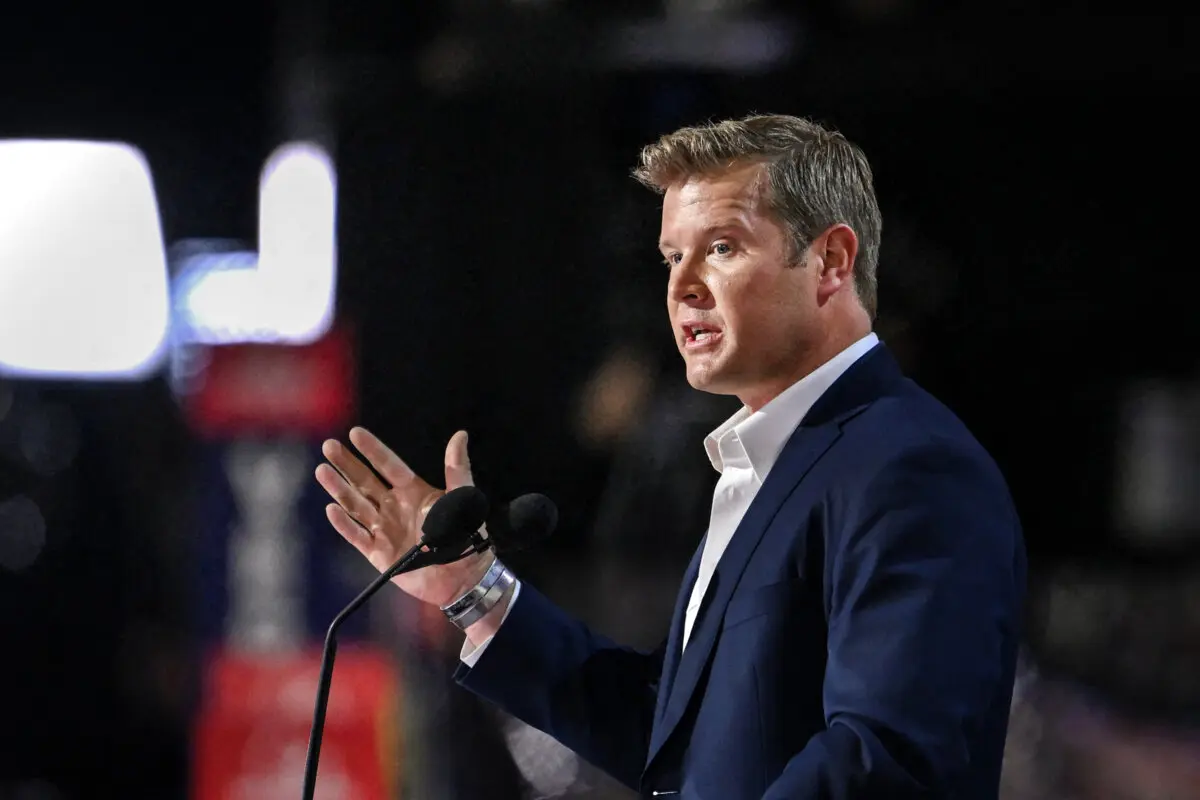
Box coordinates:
[315,427,492,607]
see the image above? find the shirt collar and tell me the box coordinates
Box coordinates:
[703,333,880,480]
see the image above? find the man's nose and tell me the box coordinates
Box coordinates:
[667,259,708,304]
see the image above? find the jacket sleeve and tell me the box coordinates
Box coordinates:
[454,582,664,790]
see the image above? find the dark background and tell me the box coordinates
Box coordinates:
[1,3,1197,797]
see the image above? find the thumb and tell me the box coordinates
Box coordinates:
[444,430,474,489]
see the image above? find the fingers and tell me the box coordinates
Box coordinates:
[315,462,381,532]
[349,427,417,487]
[325,503,372,551]
[444,430,474,489]
[322,438,389,497]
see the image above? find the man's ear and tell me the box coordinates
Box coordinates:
[812,223,859,303]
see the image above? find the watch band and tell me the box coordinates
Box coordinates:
[441,557,515,630]
[441,556,504,618]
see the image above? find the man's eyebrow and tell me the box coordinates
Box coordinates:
[658,221,748,252]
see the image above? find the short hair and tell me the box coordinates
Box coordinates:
[633,114,882,320]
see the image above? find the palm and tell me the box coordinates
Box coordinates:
[315,427,490,607]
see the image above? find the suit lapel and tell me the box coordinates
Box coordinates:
[654,537,705,729]
[644,420,843,770]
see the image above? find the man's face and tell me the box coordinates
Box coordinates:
[659,165,820,410]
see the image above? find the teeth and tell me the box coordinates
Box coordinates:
[694,331,712,342]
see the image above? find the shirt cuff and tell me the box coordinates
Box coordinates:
[458,579,522,667]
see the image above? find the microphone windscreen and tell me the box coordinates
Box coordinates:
[422,486,489,550]
[489,493,558,552]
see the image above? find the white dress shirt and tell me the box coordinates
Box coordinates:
[682,332,879,648]
[462,333,880,665]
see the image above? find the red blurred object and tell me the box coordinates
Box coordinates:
[192,645,400,800]
[185,325,356,438]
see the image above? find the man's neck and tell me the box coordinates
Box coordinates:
[741,325,873,412]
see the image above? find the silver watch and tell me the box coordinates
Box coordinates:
[441,557,515,630]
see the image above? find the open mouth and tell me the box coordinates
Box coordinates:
[683,323,723,349]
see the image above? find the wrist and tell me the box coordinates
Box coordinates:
[440,551,493,605]
[441,556,514,630]
[463,579,516,646]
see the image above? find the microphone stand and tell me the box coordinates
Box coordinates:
[300,534,490,800]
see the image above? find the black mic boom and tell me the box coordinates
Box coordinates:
[301,485,488,800]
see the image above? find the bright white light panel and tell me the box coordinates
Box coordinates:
[0,140,170,379]
[173,142,337,345]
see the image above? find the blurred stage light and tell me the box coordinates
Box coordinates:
[257,142,338,342]
[172,247,266,344]
[1115,381,1200,547]
[172,142,337,345]
[0,494,47,572]
[18,402,81,477]
[0,141,170,380]
[607,6,794,73]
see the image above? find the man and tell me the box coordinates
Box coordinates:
[316,114,1026,798]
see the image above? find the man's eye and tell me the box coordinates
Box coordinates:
[712,242,732,256]
[664,253,681,267]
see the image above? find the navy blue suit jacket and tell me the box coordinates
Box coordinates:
[456,345,1026,798]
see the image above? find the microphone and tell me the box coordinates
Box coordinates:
[409,491,559,566]
[301,485,488,800]
[486,492,559,553]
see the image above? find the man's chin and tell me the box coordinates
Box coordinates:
[685,367,738,396]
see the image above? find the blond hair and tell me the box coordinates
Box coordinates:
[633,114,882,319]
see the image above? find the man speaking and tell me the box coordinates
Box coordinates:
[315,114,1026,798]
